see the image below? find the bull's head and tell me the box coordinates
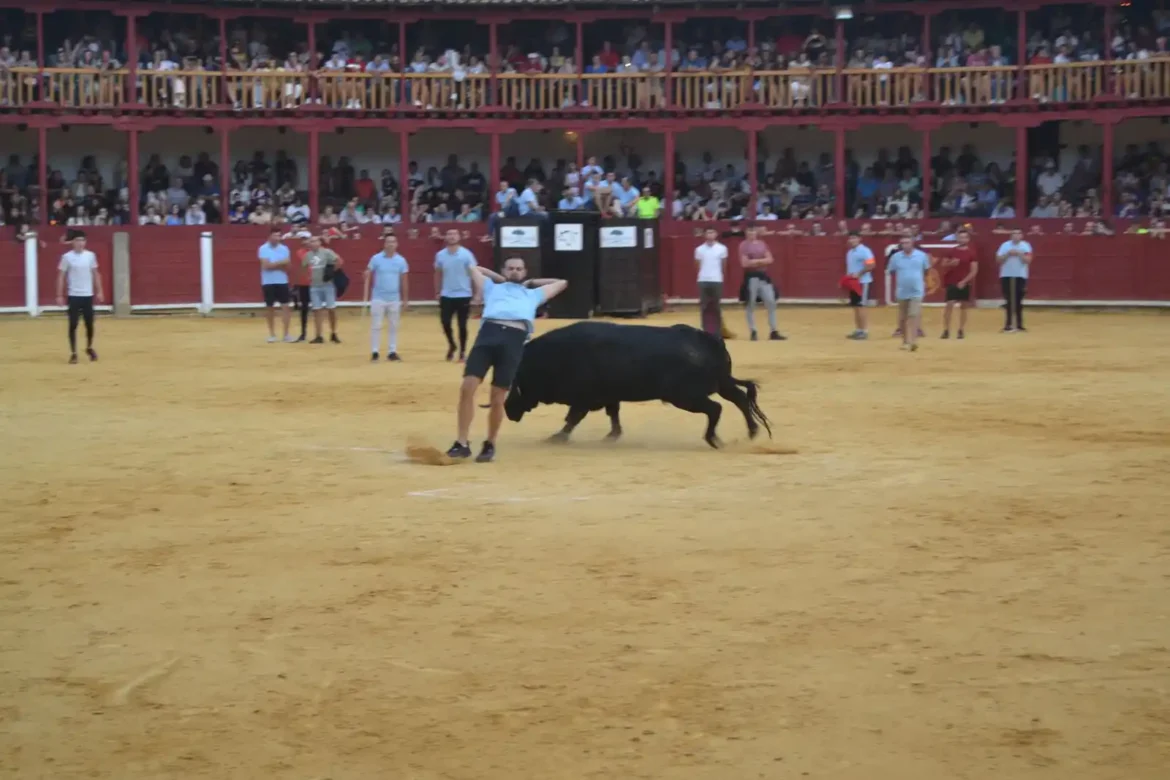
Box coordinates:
[503,385,529,422]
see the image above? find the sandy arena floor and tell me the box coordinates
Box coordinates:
[1,306,1169,780]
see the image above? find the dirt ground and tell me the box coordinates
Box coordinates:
[1,306,1169,780]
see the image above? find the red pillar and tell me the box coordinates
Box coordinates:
[219,127,230,224]
[489,132,501,210]
[747,128,758,219]
[37,126,48,225]
[575,132,585,173]
[218,16,229,106]
[834,20,844,104]
[664,129,675,218]
[399,131,411,221]
[1016,9,1027,101]
[664,21,674,109]
[575,21,584,106]
[834,126,846,219]
[1102,121,1115,218]
[308,129,320,221]
[488,22,498,106]
[1103,5,1114,94]
[126,14,139,105]
[306,21,316,103]
[1014,125,1027,214]
[128,129,140,225]
[35,11,45,101]
[747,20,756,52]
[920,127,932,218]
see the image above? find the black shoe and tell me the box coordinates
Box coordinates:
[388,352,402,362]
[750,331,758,341]
[295,334,306,343]
[446,348,456,362]
[1017,326,1027,333]
[770,331,786,341]
[370,352,379,362]
[940,330,950,339]
[476,441,496,463]
[957,330,965,340]
[330,333,341,344]
[310,336,325,344]
[446,441,472,459]
[86,348,98,361]
[68,353,78,364]
[1001,326,1016,333]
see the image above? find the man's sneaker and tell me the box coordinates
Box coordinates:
[891,328,903,338]
[957,330,965,340]
[1001,327,1016,333]
[910,343,919,352]
[446,348,456,362]
[446,441,472,459]
[1017,326,1027,333]
[770,331,787,341]
[330,333,341,344]
[388,352,402,362]
[295,334,306,343]
[750,331,759,341]
[267,335,278,343]
[310,336,325,344]
[899,343,912,351]
[476,441,496,463]
[86,348,98,362]
[68,353,78,364]
[940,330,950,339]
[371,352,379,362]
[284,335,297,343]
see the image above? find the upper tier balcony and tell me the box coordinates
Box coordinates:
[2,60,1168,118]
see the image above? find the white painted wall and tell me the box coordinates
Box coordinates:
[3,117,1165,190]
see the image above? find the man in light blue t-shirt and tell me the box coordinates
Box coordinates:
[364,234,410,362]
[446,257,568,464]
[844,231,875,340]
[886,235,933,351]
[996,228,1033,332]
[258,227,293,343]
[433,228,477,361]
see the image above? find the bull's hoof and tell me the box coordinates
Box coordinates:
[547,431,571,444]
[604,430,622,442]
[705,436,723,450]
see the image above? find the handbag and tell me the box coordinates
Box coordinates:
[332,268,350,298]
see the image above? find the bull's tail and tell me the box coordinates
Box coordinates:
[729,377,773,439]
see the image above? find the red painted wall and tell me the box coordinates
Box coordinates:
[2,224,1168,309]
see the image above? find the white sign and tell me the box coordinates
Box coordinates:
[500,226,540,249]
[600,225,637,249]
[554,224,583,252]
[644,227,654,249]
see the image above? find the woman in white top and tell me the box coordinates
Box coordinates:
[66,206,91,226]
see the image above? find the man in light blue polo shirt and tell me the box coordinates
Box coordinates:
[364,234,409,362]
[844,231,875,340]
[447,257,568,463]
[612,176,640,216]
[996,227,1033,332]
[434,228,477,361]
[258,227,293,343]
[886,234,933,351]
[517,179,545,218]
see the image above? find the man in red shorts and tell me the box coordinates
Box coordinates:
[939,226,979,339]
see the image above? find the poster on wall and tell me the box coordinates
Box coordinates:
[600,226,637,249]
[554,224,584,252]
[500,226,540,249]
[644,228,654,249]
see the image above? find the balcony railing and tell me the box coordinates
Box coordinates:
[2,60,1168,114]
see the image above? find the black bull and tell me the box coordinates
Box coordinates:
[482,321,772,448]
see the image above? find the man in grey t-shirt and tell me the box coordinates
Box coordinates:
[303,236,344,344]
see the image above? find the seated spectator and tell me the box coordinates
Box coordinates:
[165,204,184,225]
[186,200,207,225]
[140,205,163,225]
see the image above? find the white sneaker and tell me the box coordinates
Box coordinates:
[267,335,277,343]
[284,335,297,343]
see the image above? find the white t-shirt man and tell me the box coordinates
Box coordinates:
[695,241,728,283]
[59,249,98,297]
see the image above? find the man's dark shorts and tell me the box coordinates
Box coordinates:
[945,284,971,303]
[848,282,870,308]
[464,321,528,389]
[263,283,291,307]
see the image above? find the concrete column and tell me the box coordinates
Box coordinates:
[112,232,132,317]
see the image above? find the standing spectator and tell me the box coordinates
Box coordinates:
[938,227,979,339]
[55,232,103,364]
[364,234,410,362]
[259,227,293,343]
[739,225,783,342]
[302,235,344,344]
[844,231,876,340]
[886,234,932,351]
[434,228,477,362]
[694,227,729,337]
[996,227,1032,332]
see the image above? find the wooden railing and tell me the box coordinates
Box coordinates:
[2,62,1169,113]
